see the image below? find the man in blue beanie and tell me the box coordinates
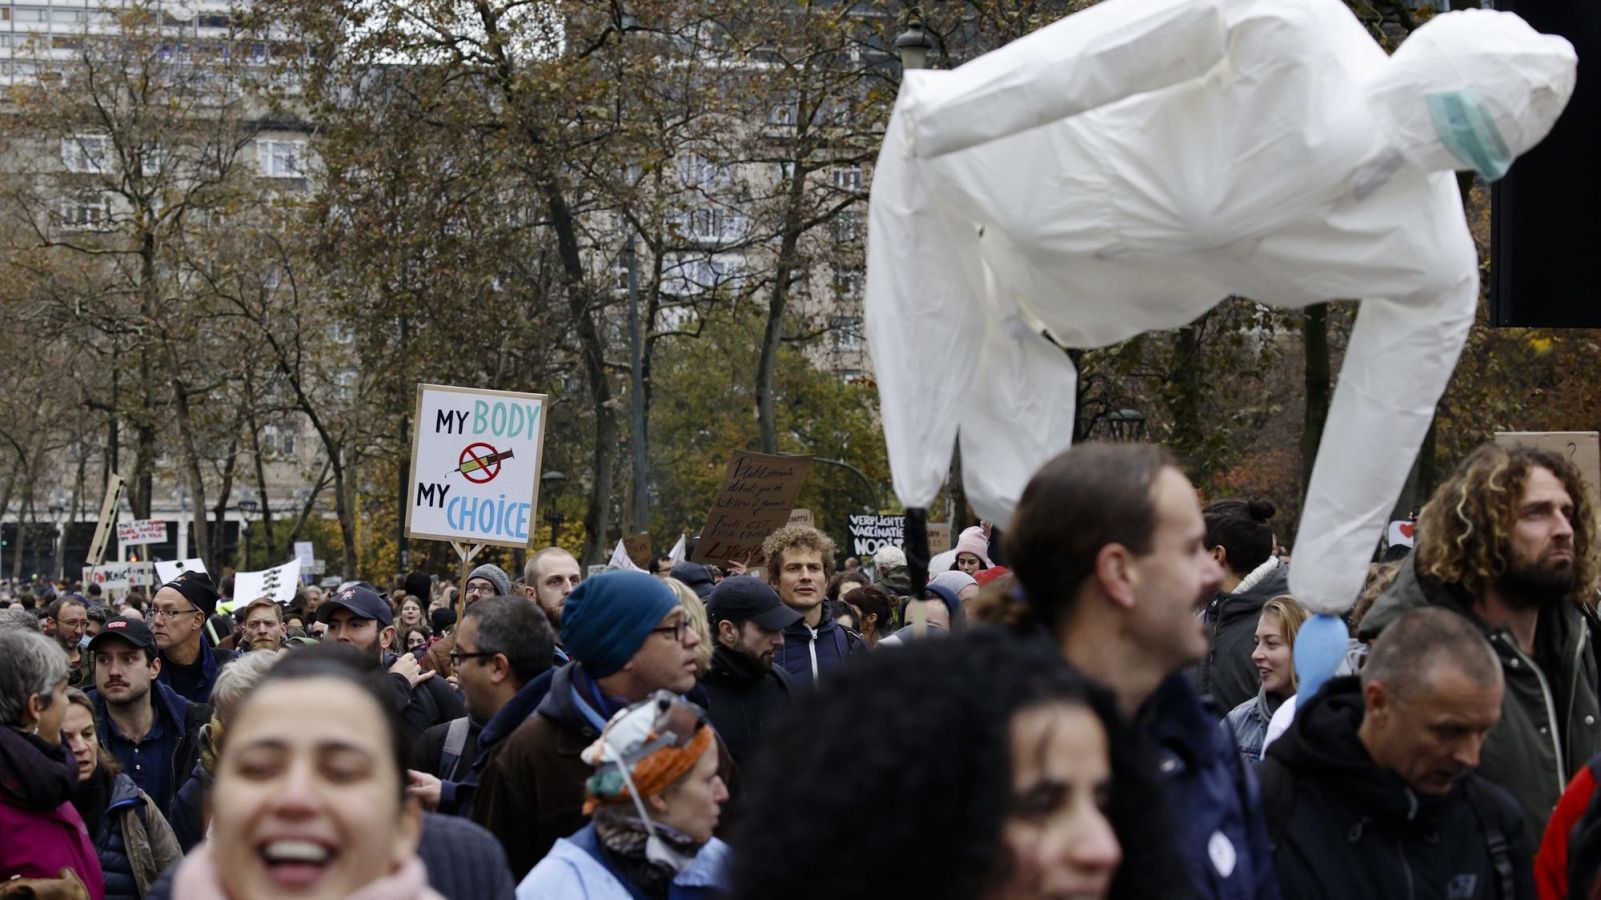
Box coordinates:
[472,570,733,879]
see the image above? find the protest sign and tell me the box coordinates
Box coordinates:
[233,559,301,608]
[1495,431,1601,524]
[154,558,208,584]
[691,452,813,565]
[83,562,154,593]
[406,384,549,549]
[116,519,168,546]
[787,508,815,530]
[624,532,653,569]
[927,522,952,556]
[848,514,906,557]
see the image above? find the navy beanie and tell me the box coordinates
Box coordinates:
[560,571,680,678]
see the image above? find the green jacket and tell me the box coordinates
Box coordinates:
[1359,556,1601,837]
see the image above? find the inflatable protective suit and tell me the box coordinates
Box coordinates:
[866,0,1576,627]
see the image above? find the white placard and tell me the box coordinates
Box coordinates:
[233,559,301,606]
[154,558,208,585]
[116,519,168,546]
[83,562,154,593]
[294,541,315,567]
[405,384,549,549]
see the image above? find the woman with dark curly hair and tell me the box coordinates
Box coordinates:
[726,629,1176,900]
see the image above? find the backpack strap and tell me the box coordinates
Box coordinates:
[1461,777,1518,900]
[438,716,471,779]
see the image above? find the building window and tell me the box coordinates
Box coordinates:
[832,209,861,245]
[258,139,306,179]
[262,423,297,458]
[831,315,864,351]
[62,135,111,174]
[60,192,111,230]
[832,166,862,192]
[833,268,862,299]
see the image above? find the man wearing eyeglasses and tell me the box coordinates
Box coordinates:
[150,571,237,704]
[474,569,733,879]
[316,581,465,746]
[407,596,555,819]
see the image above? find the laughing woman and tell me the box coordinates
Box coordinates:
[1225,596,1309,764]
[171,643,441,900]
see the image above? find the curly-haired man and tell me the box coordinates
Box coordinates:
[1360,441,1599,836]
[761,525,861,686]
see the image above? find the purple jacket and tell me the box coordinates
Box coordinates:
[0,725,106,899]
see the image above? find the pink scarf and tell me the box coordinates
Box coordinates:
[171,843,445,900]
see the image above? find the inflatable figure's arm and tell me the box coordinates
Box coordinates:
[905,0,1228,159]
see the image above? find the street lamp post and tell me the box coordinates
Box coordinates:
[895,13,934,71]
[1104,407,1148,443]
[541,470,567,548]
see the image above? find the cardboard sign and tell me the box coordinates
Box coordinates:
[116,519,168,546]
[406,384,549,549]
[1494,431,1601,527]
[787,508,815,529]
[927,522,952,556]
[691,451,814,564]
[624,532,653,569]
[154,558,208,585]
[233,559,302,607]
[848,514,906,557]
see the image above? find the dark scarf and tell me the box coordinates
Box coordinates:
[0,725,79,812]
[70,764,113,837]
[592,807,705,900]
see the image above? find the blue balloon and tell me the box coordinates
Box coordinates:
[1294,613,1350,701]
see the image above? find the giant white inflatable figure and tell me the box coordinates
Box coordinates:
[866,0,1576,691]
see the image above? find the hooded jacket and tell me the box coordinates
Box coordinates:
[89,681,207,821]
[1359,557,1601,836]
[1260,676,1534,900]
[80,770,181,900]
[1195,558,1291,712]
[701,643,793,769]
[382,651,468,746]
[774,606,861,687]
[516,824,729,900]
[0,725,105,899]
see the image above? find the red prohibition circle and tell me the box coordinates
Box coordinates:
[458,442,503,484]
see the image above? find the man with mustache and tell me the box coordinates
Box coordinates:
[1360,442,1600,837]
[86,616,207,819]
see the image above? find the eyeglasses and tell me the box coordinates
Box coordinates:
[151,605,200,621]
[649,620,692,642]
[448,648,498,666]
[464,583,496,595]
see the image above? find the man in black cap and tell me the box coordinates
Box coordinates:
[701,575,800,770]
[150,571,236,704]
[318,581,465,742]
[87,616,207,818]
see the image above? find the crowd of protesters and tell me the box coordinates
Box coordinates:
[0,437,1597,899]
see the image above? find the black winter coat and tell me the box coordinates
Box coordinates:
[1194,561,1291,712]
[1261,677,1535,900]
[383,652,468,751]
[701,643,792,770]
[88,772,180,900]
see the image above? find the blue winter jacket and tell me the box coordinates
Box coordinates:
[93,772,179,900]
[1144,674,1281,900]
[516,823,729,900]
[774,608,860,687]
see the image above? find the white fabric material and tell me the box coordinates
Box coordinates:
[606,539,642,572]
[668,534,687,565]
[866,0,1575,615]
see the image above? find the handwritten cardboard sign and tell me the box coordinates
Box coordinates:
[691,451,813,565]
[624,532,654,569]
[787,508,815,530]
[927,522,952,556]
[116,519,168,546]
[1494,431,1600,529]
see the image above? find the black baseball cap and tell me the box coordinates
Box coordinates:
[707,576,802,630]
[315,582,393,627]
[670,562,716,600]
[87,616,158,654]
